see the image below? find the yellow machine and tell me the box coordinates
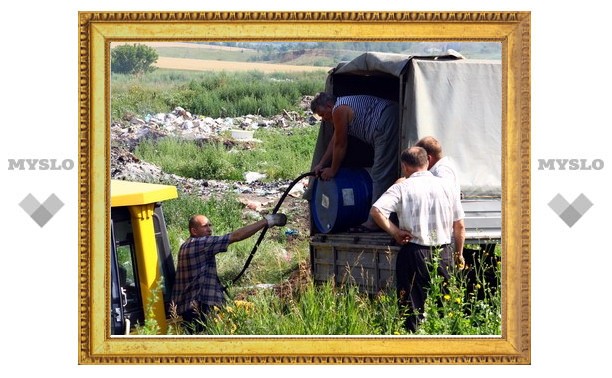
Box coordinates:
[110,179,178,335]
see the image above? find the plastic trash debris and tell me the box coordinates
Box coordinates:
[245,171,266,183]
[285,229,299,237]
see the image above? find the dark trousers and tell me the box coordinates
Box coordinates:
[180,304,212,334]
[396,243,453,332]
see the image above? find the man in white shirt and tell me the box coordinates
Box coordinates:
[370,146,465,332]
[416,136,461,198]
[394,136,461,198]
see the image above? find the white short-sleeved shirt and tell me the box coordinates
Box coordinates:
[373,170,464,246]
[431,156,461,196]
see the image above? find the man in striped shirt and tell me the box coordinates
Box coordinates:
[171,212,287,333]
[370,146,465,332]
[310,92,400,231]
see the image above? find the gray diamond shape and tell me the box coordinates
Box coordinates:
[19,193,64,227]
[19,193,41,215]
[30,206,54,227]
[548,194,569,216]
[549,193,594,228]
[559,205,582,228]
[41,194,64,214]
[571,193,593,214]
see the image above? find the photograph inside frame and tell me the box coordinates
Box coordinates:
[79,11,530,364]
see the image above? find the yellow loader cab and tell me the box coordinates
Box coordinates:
[110,179,178,335]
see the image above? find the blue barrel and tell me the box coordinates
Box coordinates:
[311,168,373,233]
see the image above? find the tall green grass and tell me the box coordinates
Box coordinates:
[162,192,244,235]
[111,70,326,120]
[134,126,318,181]
[416,245,502,335]
[165,245,501,336]
[178,281,408,336]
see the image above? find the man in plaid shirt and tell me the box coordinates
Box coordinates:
[171,212,287,332]
[370,146,465,332]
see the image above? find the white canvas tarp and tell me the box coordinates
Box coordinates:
[404,58,502,196]
[334,51,413,77]
[308,52,502,199]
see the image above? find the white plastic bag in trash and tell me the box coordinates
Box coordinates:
[244,171,266,183]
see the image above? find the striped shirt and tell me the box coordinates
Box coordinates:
[373,170,464,246]
[334,95,395,143]
[170,234,230,315]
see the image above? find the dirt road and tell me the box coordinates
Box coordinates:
[154,56,330,73]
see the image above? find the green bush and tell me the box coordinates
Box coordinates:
[111,44,159,75]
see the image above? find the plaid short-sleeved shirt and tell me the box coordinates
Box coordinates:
[170,234,230,315]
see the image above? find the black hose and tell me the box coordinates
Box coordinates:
[229,171,316,286]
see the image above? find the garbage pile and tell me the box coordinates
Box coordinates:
[111,96,316,216]
[111,95,317,152]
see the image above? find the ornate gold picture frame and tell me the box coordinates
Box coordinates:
[78,11,530,364]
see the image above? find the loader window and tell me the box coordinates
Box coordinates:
[116,244,140,310]
[110,221,125,335]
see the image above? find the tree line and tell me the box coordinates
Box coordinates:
[111,41,501,76]
[205,41,500,56]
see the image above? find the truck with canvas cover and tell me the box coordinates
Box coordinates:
[306,51,502,294]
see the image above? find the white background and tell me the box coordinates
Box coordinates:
[1,0,609,376]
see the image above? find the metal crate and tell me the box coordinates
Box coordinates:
[310,233,400,294]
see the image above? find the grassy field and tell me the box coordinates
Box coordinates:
[153,48,258,62]
[114,41,335,72]
[111,69,326,119]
